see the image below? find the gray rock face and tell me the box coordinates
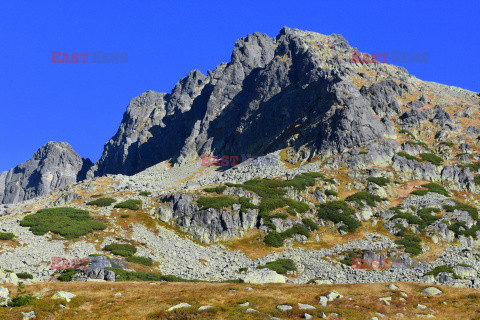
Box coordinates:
[90,27,398,176]
[0,142,92,204]
[156,193,259,243]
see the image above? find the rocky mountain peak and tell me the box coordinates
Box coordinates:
[0,141,92,204]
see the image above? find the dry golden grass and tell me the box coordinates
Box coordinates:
[1,281,479,320]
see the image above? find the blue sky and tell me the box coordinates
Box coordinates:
[0,0,478,172]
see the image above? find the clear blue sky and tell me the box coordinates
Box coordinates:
[0,0,478,172]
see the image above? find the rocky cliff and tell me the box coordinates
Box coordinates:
[89,27,414,177]
[0,142,92,204]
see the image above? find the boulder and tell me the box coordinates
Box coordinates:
[421,287,442,296]
[243,269,286,284]
[52,291,77,302]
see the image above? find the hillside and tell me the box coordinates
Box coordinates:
[1,27,480,319]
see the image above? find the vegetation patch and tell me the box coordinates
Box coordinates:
[197,196,237,210]
[139,191,152,196]
[114,199,141,210]
[127,256,153,266]
[0,232,14,240]
[397,151,419,161]
[325,189,338,197]
[439,141,454,148]
[264,231,284,247]
[345,191,382,207]
[425,265,461,279]
[103,243,137,257]
[203,186,227,194]
[257,259,296,274]
[281,224,310,239]
[19,207,106,239]
[443,200,478,220]
[410,183,449,197]
[419,153,444,166]
[86,198,116,207]
[317,201,360,233]
[395,234,422,255]
[302,218,319,231]
[57,270,80,282]
[399,129,416,140]
[367,177,390,187]
[16,272,33,279]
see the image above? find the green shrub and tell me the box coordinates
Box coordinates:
[16,272,33,279]
[474,175,480,185]
[8,282,34,307]
[325,189,338,197]
[419,153,444,166]
[399,129,416,139]
[197,196,237,210]
[86,198,116,207]
[9,294,35,307]
[120,214,130,218]
[439,141,454,148]
[443,200,478,220]
[203,186,227,194]
[91,194,103,198]
[281,224,310,239]
[345,191,382,207]
[270,213,288,219]
[411,183,449,197]
[466,161,480,172]
[20,207,106,239]
[127,256,153,266]
[0,232,14,240]
[406,140,430,151]
[425,265,460,278]
[302,218,319,231]
[238,197,258,212]
[397,152,419,161]
[395,237,422,255]
[367,177,390,187]
[302,172,325,179]
[114,199,141,210]
[139,191,152,196]
[317,201,360,232]
[264,231,284,247]
[103,243,137,257]
[257,259,296,274]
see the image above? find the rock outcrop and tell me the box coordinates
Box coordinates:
[0,142,92,204]
[89,27,401,177]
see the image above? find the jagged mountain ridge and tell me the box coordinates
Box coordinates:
[88,27,423,177]
[0,142,92,204]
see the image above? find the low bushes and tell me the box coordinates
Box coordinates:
[203,186,227,194]
[197,196,237,210]
[443,200,478,220]
[345,191,382,207]
[127,256,153,266]
[139,191,152,196]
[367,177,390,187]
[395,234,422,255]
[103,243,137,257]
[86,198,116,207]
[425,265,461,279]
[263,231,284,247]
[317,201,360,233]
[325,189,338,197]
[411,183,449,197]
[114,199,141,210]
[16,272,33,279]
[19,207,106,239]
[397,151,419,161]
[257,259,296,274]
[419,153,444,166]
[281,224,310,239]
[302,218,319,231]
[0,232,14,240]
